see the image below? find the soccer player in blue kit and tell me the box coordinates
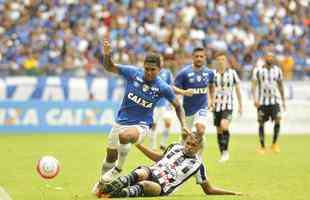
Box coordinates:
[92,39,189,193]
[174,47,215,141]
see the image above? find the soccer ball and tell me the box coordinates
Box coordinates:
[36,156,60,179]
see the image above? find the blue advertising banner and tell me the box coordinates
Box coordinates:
[0,101,119,133]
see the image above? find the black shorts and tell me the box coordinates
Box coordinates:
[257,104,281,123]
[213,110,233,127]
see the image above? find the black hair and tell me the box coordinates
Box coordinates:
[192,47,205,55]
[144,53,161,68]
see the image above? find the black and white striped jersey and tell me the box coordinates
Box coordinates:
[213,68,240,112]
[150,143,207,195]
[252,65,283,106]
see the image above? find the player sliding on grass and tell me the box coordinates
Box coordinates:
[92,39,189,193]
[96,133,241,198]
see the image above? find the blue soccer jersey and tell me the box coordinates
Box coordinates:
[156,68,173,107]
[174,64,214,116]
[116,64,176,127]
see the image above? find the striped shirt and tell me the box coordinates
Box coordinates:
[252,64,283,105]
[150,143,207,195]
[213,68,240,112]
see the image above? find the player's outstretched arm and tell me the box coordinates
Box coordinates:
[201,179,242,195]
[136,143,163,162]
[172,86,194,97]
[251,79,259,108]
[170,98,190,135]
[99,39,119,74]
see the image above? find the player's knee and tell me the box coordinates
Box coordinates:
[164,119,172,128]
[275,118,281,124]
[139,181,161,196]
[220,120,229,131]
[119,131,139,144]
[134,168,150,180]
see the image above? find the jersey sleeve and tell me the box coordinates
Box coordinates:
[174,70,184,89]
[208,70,215,84]
[195,163,208,184]
[116,64,137,80]
[161,83,177,103]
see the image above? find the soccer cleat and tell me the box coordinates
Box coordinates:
[101,167,121,183]
[219,151,230,162]
[101,176,127,195]
[256,147,266,154]
[271,144,280,153]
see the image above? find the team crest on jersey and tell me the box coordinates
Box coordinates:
[142,84,150,92]
[197,75,202,82]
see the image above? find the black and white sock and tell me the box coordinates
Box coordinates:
[117,184,144,197]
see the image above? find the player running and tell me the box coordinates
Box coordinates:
[212,52,243,162]
[251,52,286,154]
[96,133,241,198]
[174,47,215,142]
[92,39,189,193]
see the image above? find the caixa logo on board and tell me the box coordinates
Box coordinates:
[0,107,115,126]
[0,101,118,132]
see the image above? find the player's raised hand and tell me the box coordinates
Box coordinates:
[182,127,191,135]
[181,127,191,141]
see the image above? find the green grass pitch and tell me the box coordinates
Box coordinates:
[0,134,309,200]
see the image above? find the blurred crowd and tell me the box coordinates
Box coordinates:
[0,0,309,80]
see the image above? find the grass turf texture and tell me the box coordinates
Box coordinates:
[0,134,309,200]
